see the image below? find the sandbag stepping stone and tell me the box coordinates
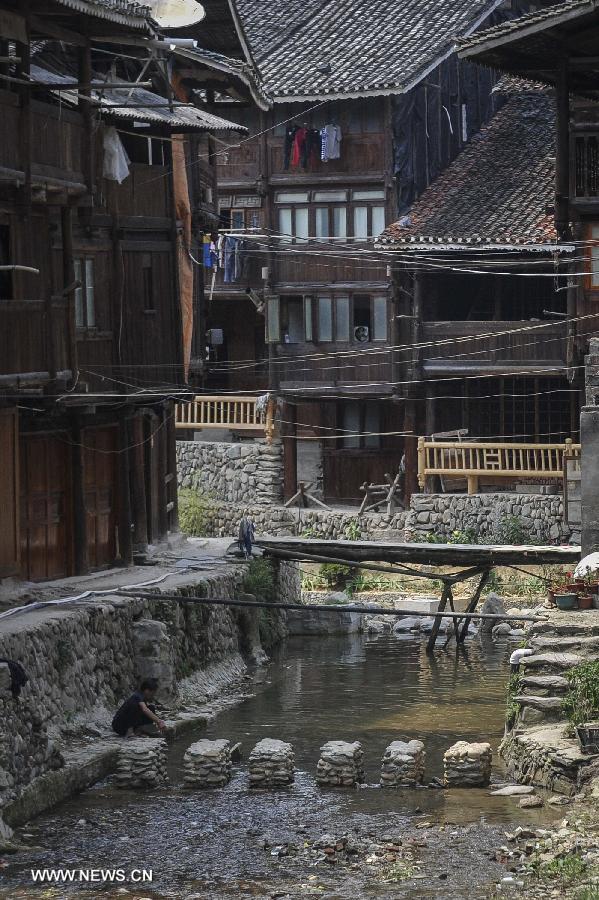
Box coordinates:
[443,740,492,788]
[183,739,231,788]
[248,739,294,787]
[380,740,425,786]
[115,738,167,789]
[316,740,364,787]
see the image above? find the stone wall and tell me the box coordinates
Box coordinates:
[196,501,407,540]
[177,440,283,506]
[405,493,574,544]
[0,560,296,821]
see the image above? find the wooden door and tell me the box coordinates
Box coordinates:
[83,426,118,570]
[20,432,72,581]
[0,408,19,577]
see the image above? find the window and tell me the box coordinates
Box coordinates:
[315,206,346,240]
[373,296,387,340]
[304,296,313,341]
[282,297,304,343]
[141,254,154,312]
[313,190,347,202]
[317,296,333,341]
[267,296,280,342]
[221,207,261,231]
[275,191,310,203]
[352,189,385,200]
[341,401,381,449]
[74,257,95,329]
[352,295,387,342]
[353,205,386,240]
[335,296,350,342]
[278,206,308,242]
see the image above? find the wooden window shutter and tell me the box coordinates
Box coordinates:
[0,408,19,576]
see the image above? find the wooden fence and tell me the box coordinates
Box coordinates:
[175,395,275,442]
[417,438,581,494]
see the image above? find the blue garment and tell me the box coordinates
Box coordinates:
[203,239,212,267]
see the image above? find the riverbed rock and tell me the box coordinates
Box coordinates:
[490,784,534,796]
[248,739,294,787]
[316,741,364,787]
[380,740,425,787]
[183,739,231,788]
[479,593,506,634]
[443,741,492,787]
[115,738,168,789]
[519,794,544,808]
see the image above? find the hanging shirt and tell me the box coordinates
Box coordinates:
[320,123,342,161]
[291,127,307,167]
[202,234,212,267]
[284,125,298,170]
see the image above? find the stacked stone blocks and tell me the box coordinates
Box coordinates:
[380,740,426,786]
[316,741,365,787]
[115,738,168,789]
[248,739,295,787]
[443,740,492,787]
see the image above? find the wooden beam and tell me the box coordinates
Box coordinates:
[555,56,572,240]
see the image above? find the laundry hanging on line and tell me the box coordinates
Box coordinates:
[320,123,342,161]
[284,125,323,171]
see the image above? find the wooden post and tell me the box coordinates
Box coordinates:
[117,413,133,565]
[281,400,297,501]
[555,56,571,241]
[157,405,169,539]
[426,582,450,654]
[467,475,479,495]
[61,205,77,384]
[458,569,490,643]
[165,403,179,533]
[78,41,94,195]
[129,413,148,553]
[71,416,89,576]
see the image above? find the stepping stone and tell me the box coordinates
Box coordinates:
[248,739,294,787]
[183,739,231,788]
[443,741,492,788]
[380,740,425,787]
[115,738,168,790]
[316,741,364,787]
[490,785,535,796]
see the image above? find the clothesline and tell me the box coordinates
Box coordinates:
[284,121,342,171]
[202,232,247,283]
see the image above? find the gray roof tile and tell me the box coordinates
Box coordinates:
[378,90,559,248]
[234,0,504,100]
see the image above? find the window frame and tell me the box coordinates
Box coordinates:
[74,255,96,330]
[586,223,599,293]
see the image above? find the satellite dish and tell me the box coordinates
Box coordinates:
[148,0,205,29]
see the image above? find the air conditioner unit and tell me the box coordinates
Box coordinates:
[354,325,369,343]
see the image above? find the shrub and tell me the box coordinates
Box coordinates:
[178,489,215,537]
[242,558,276,602]
[495,514,534,545]
[319,562,357,590]
[562,660,599,726]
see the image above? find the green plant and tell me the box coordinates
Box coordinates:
[178,489,215,537]
[300,524,320,538]
[343,518,362,541]
[562,660,599,726]
[319,562,357,590]
[448,528,478,545]
[423,532,443,544]
[496,514,534,545]
[538,854,588,883]
[242,558,276,602]
[577,887,599,900]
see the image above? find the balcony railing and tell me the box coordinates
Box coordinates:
[175,394,275,441]
[417,438,580,494]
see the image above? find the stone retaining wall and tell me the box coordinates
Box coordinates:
[197,501,407,540]
[0,561,296,822]
[177,440,284,506]
[405,493,574,544]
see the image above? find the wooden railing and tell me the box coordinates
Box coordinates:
[417,438,581,495]
[175,395,275,441]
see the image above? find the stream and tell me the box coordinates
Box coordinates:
[0,632,562,899]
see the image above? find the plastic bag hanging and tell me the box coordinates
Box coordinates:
[103,127,130,184]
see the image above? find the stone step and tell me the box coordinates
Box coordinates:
[529,635,599,655]
[514,695,564,712]
[520,652,584,671]
[520,675,569,694]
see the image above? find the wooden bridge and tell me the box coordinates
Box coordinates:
[256,537,581,653]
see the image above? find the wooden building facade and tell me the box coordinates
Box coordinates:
[198,0,548,502]
[0,0,248,581]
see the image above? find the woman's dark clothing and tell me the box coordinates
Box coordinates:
[112,692,155,736]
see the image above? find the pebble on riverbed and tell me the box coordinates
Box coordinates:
[380,740,425,787]
[316,741,365,787]
[248,739,295,787]
[443,741,492,788]
[115,738,168,789]
[183,739,231,788]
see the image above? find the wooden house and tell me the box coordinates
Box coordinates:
[195,0,550,503]
[378,83,582,497]
[0,0,250,581]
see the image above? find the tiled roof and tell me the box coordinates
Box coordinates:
[53,0,153,28]
[174,46,271,109]
[31,64,247,132]
[378,91,560,249]
[460,0,593,53]
[233,0,504,100]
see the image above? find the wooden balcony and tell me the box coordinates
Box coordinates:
[275,342,393,393]
[421,320,567,373]
[175,394,274,440]
[418,438,580,494]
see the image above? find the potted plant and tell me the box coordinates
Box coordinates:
[563,661,599,753]
[577,594,594,610]
[576,722,599,754]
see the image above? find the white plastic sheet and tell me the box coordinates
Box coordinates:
[103,126,130,183]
